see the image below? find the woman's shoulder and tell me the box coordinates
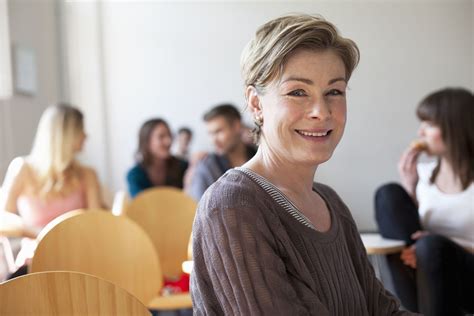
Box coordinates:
[197,169,271,218]
[1,157,37,200]
[76,164,98,180]
[5,156,32,181]
[203,169,264,202]
[7,156,28,172]
[126,163,146,178]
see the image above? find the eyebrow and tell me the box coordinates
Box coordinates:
[328,77,347,84]
[280,76,347,85]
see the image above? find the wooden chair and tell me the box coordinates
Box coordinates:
[30,210,192,310]
[127,187,197,279]
[0,209,88,276]
[0,271,151,315]
[31,211,160,306]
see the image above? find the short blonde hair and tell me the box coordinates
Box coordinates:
[241,14,360,93]
[29,104,84,196]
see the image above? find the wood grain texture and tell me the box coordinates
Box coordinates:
[30,211,161,306]
[0,271,151,315]
[126,187,196,279]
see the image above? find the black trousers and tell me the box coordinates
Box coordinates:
[375,183,474,316]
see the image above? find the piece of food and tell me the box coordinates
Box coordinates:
[411,140,428,151]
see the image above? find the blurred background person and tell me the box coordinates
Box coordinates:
[127,118,188,198]
[241,123,257,148]
[174,127,193,161]
[186,104,256,201]
[0,104,103,277]
[375,88,474,315]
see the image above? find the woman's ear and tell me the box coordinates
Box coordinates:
[245,85,263,117]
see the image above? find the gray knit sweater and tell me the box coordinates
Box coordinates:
[191,168,418,315]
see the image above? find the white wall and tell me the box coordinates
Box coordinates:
[59,1,110,184]
[98,1,472,230]
[0,0,61,179]
[0,0,13,99]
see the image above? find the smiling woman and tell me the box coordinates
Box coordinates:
[248,49,348,171]
[190,14,417,316]
[126,118,188,198]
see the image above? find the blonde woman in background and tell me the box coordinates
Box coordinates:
[0,104,102,278]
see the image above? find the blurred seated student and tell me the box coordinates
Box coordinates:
[186,104,256,201]
[375,88,474,316]
[127,118,188,198]
[174,127,193,161]
[0,104,103,277]
[241,123,257,148]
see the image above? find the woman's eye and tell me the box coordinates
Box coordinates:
[287,89,307,97]
[326,89,345,96]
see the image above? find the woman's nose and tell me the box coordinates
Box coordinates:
[308,99,331,120]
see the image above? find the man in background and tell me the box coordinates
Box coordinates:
[174,127,193,161]
[186,104,256,201]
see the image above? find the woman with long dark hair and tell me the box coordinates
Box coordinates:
[126,118,188,197]
[376,88,474,315]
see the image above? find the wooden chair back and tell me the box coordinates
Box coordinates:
[127,187,196,278]
[30,211,161,305]
[0,271,151,315]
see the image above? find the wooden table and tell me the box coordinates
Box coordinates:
[361,233,405,255]
[361,233,405,289]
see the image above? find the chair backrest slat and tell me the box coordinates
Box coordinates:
[0,271,151,315]
[31,211,161,305]
[127,187,196,279]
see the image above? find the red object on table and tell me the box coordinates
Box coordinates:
[161,273,190,295]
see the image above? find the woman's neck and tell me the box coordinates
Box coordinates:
[243,145,317,196]
[149,157,167,168]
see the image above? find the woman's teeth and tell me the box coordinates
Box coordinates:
[297,130,329,137]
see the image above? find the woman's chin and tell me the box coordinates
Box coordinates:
[297,153,333,166]
[155,153,171,160]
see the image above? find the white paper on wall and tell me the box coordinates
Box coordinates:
[14,46,37,95]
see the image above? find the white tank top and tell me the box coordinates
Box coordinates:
[416,161,474,250]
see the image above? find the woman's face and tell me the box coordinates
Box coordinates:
[418,121,446,156]
[73,127,86,153]
[148,123,172,160]
[248,49,348,166]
